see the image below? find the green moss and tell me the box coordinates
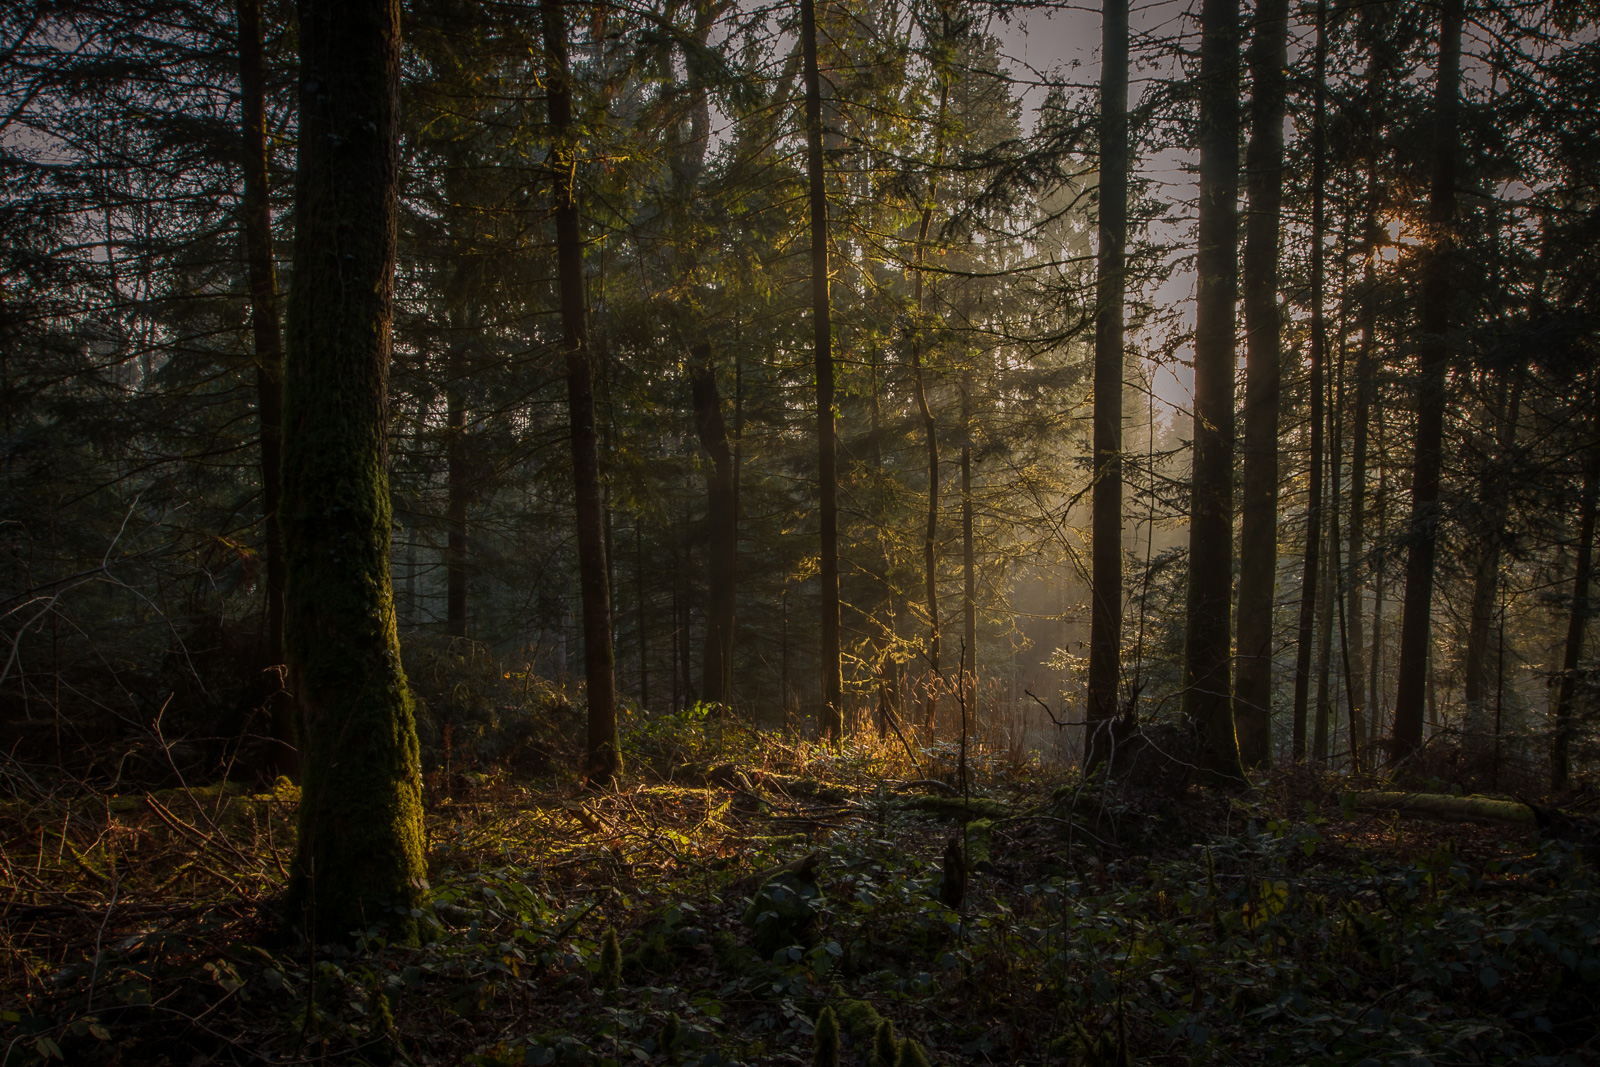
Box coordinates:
[833,997,886,1044]
[369,990,397,1065]
[280,0,428,946]
[659,1013,681,1060]
[813,1005,840,1067]
[598,927,622,991]
[965,818,993,868]
[872,1019,897,1067]
[894,1038,931,1067]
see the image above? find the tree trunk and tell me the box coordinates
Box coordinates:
[1087,0,1129,769]
[800,0,842,743]
[1462,375,1520,755]
[1232,0,1289,770]
[542,0,620,783]
[282,0,426,943]
[1392,0,1464,764]
[1553,388,1600,790]
[636,521,649,710]
[1183,0,1244,783]
[1346,263,1374,768]
[961,377,976,714]
[1313,521,1336,762]
[1291,0,1330,764]
[1343,42,1387,773]
[237,0,295,779]
[912,347,940,732]
[690,343,737,707]
[910,76,951,737]
[1369,448,1387,748]
[445,318,468,639]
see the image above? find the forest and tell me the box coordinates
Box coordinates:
[2,0,1598,1063]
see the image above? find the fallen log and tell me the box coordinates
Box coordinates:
[1343,792,1536,826]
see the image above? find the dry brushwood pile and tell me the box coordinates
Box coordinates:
[2,714,1599,1067]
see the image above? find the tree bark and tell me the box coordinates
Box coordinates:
[282,0,427,942]
[1232,0,1288,769]
[237,0,295,778]
[1553,387,1600,790]
[1392,0,1464,764]
[1088,0,1129,769]
[1346,266,1374,767]
[1183,0,1245,783]
[961,377,976,714]
[800,0,842,743]
[1291,0,1330,763]
[690,343,737,707]
[1462,375,1520,755]
[636,521,649,709]
[445,312,468,638]
[910,75,951,737]
[542,0,620,783]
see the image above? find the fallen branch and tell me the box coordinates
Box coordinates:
[1343,792,1536,826]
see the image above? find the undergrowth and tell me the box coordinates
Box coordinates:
[1,703,1597,1065]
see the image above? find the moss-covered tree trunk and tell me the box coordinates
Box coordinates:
[541,0,621,782]
[1183,0,1245,784]
[282,0,427,943]
[236,0,295,779]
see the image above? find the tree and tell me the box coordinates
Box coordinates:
[541,0,621,783]
[1183,0,1245,783]
[1392,0,1465,764]
[691,343,737,707]
[1232,0,1288,769]
[236,0,294,776]
[1291,0,1330,762]
[1087,0,1129,769]
[800,0,843,743]
[282,0,428,942]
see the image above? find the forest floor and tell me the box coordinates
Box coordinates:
[2,707,1598,1067]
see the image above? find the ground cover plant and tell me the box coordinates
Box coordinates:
[3,702,1597,1066]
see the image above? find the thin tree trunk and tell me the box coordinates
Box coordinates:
[1553,387,1600,790]
[1346,261,1375,767]
[800,0,842,743]
[445,318,468,638]
[1392,0,1464,763]
[961,377,976,714]
[1369,444,1387,749]
[1344,43,1387,773]
[237,0,294,778]
[1463,375,1520,754]
[1232,0,1289,769]
[1184,0,1245,783]
[1314,517,1336,762]
[910,74,951,736]
[542,0,620,783]
[282,0,426,942]
[636,521,648,709]
[912,347,940,732]
[690,343,737,707]
[1291,0,1330,763]
[1088,0,1129,769]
